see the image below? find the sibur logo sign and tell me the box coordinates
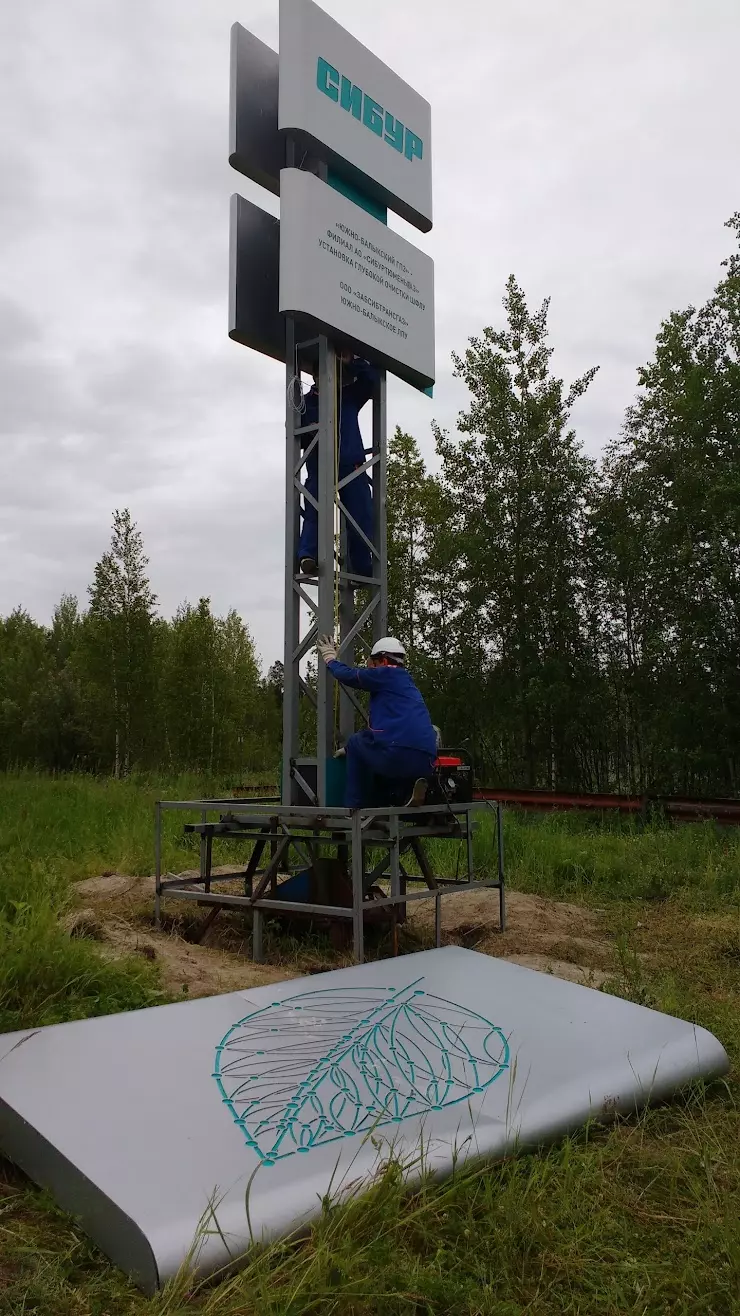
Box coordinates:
[316,57,423,164]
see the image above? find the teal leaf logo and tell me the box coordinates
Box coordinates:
[213,977,509,1166]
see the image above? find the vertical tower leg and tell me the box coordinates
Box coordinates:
[373,369,388,642]
[338,571,355,749]
[316,335,336,805]
[281,302,387,808]
[282,315,301,804]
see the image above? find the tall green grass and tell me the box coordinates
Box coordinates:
[0,774,190,1034]
[4,771,739,907]
[416,806,740,911]
[153,1096,740,1316]
[0,770,250,882]
[484,808,740,908]
[0,884,161,1034]
[1,774,739,1313]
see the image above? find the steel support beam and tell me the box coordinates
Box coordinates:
[282,312,301,805]
[154,801,505,965]
[372,368,388,642]
[315,334,336,803]
[281,298,388,805]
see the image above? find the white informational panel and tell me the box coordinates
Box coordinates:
[279,168,435,389]
[0,948,728,1294]
[278,0,432,232]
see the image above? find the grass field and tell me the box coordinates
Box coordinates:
[1,772,739,1314]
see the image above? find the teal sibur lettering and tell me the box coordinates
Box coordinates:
[362,96,383,136]
[404,130,423,163]
[315,57,424,166]
[384,111,404,153]
[340,76,362,119]
[317,57,339,101]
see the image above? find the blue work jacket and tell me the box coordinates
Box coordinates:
[301,360,378,469]
[327,660,437,755]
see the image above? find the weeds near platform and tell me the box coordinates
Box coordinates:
[0,773,739,1313]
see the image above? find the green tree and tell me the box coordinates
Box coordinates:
[215,608,263,774]
[385,430,470,747]
[161,599,219,774]
[0,609,51,768]
[161,599,264,776]
[78,510,157,776]
[387,428,429,653]
[433,276,599,785]
[596,213,740,792]
[33,595,92,770]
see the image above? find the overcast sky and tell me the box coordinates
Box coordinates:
[1,0,738,667]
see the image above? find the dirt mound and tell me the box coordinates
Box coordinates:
[409,887,614,983]
[70,868,295,998]
[74,872,144,901]
[98,915,291,997]
[503,955,611,988]
[411,887,599,940]
[71,869,618,995]
[73,866,245,916]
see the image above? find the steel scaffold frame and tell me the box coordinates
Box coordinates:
[278,140,387,809]
[281,292,387,808]
[152,130,501,967]
[153,798,506,964]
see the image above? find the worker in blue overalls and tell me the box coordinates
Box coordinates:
[297,351,378,580]
[317,634,437,808]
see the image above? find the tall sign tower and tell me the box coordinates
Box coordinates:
[228,0,434,807]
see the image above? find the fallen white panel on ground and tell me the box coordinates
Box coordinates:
[0,947,728,1294]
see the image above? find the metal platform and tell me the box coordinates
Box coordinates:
[154,798,505,963]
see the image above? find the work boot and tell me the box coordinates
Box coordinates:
[299,557,318,577]
[406,778,428,807]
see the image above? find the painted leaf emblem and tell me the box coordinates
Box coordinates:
[214,977,509,1166]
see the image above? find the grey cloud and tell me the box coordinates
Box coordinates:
[1,0,739,663]
[0,299,40,354]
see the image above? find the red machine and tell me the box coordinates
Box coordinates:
[427,750,474,806]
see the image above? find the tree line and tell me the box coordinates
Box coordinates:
[0,510,282,777]
[1,214,738,792]
[389,214,740,795]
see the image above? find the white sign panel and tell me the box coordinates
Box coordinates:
[279,168,435,389]
[0,948,728,1292]
[278,0,432,232]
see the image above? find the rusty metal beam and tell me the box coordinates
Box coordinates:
[474,788,740,824]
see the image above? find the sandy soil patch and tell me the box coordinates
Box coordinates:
[68,867,295,997]
[68,868,619,995]
[408,887,615,984]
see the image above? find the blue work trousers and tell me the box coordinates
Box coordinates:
[344,729,435,809]
[297,461,373,579]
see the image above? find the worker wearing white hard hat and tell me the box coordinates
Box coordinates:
[370,636,406,660]
[317,633,437,808]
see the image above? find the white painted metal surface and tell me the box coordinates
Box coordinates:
[279,168,435,389]
[278,0,433,231]
[0,948,728,1294]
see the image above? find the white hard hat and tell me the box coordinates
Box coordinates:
[370,636,406,660]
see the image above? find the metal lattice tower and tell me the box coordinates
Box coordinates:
[281,158,387,807]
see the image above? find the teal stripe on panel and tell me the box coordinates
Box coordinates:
[327,170,387,224]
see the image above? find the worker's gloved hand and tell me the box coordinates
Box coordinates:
[317,634,338,663]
